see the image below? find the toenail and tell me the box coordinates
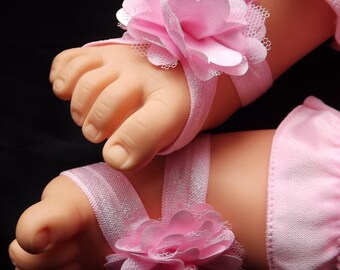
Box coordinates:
[71,110,82,125]
[106,144,130,169]
[34,229,51,252]
[84,124,99,140]
[53,79,64,93]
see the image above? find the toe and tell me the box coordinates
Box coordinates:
[103,92,189,171]
[15,175,92,254]
[81,75,142,143]
[9,239,79,270]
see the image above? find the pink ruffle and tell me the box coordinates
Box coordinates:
[266,96,340,269]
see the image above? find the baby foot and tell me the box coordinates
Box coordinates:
[8,175,112,270]
[49,45,190,171]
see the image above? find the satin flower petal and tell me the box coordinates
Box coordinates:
[106,203,239,269]
[116,0,270,80]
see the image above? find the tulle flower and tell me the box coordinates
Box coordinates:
[105,203,243,270]
[116,0,270,80]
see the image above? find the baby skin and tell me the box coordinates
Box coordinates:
[49,44,241,171]
[49,0,335,171]
[9,129,274,270]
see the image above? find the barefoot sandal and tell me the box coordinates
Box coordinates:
[61,134,245,269]
[85,0,273,154]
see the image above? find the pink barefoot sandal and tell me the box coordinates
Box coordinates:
[61,134,245,270]
[85,0,272,154]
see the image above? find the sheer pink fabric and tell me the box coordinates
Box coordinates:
[267,96,340,269]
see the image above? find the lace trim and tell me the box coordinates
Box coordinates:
[116,0,270,81]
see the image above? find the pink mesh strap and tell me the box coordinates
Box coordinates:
[230,60,273,106]
[325,0,340,48]
[160,64,217,154]
[61,163,149,250]
[162,132,211,219]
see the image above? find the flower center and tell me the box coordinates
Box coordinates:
[156,248,177,259]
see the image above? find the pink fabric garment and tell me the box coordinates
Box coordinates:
[266,96,340,269]
[61,134,244,269]
[325,0,340,49]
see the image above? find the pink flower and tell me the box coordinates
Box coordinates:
[117,0,269,80]
[105,203,243,270]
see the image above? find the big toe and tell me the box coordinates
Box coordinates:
[15,176,90,254]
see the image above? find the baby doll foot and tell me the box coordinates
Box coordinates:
[9,175,111,270]
[50,45,190,171]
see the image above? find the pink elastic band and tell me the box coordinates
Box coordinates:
[231,60,273,106]
[162,132,211,218]
[61,163,149,250]
[61,134,244,269]
[159,63,217,154]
